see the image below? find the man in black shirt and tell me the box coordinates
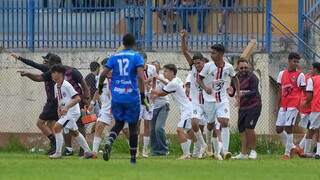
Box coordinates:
[85,62,101,115]
[11,52,61,155]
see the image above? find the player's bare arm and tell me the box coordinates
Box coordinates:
[98,68,111,94]
[155,75,168,85]
[60,95,82,116]
[232,76,241,102]
[17,71,44,82]
[137,66,146,93]
[180,30,193,66]
[303,91,313,108]
[197,76,212,95]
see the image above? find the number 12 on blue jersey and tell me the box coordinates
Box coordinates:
[118,58,129,76]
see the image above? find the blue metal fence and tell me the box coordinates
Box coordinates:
[0,0,269,52]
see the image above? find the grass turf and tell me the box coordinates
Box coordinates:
[0,153,320,180]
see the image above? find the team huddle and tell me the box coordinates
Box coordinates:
[11,32,320,164]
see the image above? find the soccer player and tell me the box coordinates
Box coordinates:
[151,64,194,160]
[198,44,240,160]
[49,64,93,159]
[180,30,207,158]
[97,34,147,164]
[13,53,61,155]
[89,58,113,156]
[302,62,320,158]
[276,52,305,160]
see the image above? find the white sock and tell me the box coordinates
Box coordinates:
[221,127,230,153]
[55,132,64,154]
[143,136,150,149]
[181,139,191,156]
[75,133,91,153]
[304,139,312,154]
[299,134,306,148]
[279,131,287,146]
[219,141,223,154]
[212,137,220,154]
[317,143,320,155]
[206,129,213,147]
[285,133,293,156]
[195,130,206,146]
[92,136,102,153]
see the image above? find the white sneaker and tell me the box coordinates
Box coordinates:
[232,153,248,160]
[223,152,232,160]
[213,153,223,160]
[142,148,149,158]
[206,145,214,157]
[192,142,201,158]
[198,144,207,159]
[178,154,191,160]
[249,150,257,159]
[49,153,62,159]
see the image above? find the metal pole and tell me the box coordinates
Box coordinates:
[27,0,35,51]
[146,0,153,50]
[298,0,304,53]
[265,0,272,53]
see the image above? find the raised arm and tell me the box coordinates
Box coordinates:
[11,54,49,72]
[97,68,111,94]
[180,30,193,66]
[17,70,44,82]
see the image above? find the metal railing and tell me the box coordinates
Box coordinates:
[0,0,268,52]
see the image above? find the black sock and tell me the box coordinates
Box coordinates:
[129,122,138,159]
[107,121,125,146]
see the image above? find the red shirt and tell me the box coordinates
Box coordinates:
[300,73,311,114]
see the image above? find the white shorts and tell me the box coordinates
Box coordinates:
[58,113,80,132]
[97,108,113,125]
[177,109,192,130]
[204,101,215,123]
[309,112,320,129]
[206,101,230,123]
[299,113,311,129]
[140,105,153,121]
[276,108,299,127]
[191,103,207,125]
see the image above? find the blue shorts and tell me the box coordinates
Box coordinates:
[111,101,141,123]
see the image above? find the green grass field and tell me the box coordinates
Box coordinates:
[1,152,320,180]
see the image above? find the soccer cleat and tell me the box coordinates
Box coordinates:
[177,154,191,160]
[49,153,62,159]
[206,145,214,157]
[315,154,320,160]
[46,148,56,155]
[223,152,232,160]
[130,157,137,164]
[249,150,257,160]
[282,155,290,160]
[213,153,223,161]
[192,142,201,158]
[62,148,73,156]
[232,153,248,160]
[142,148,149,158]
[198,144,208,159]
[103,143,112,161]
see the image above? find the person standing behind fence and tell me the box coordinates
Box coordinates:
[157,0,179,33]
[85,62,101,115]
[150,61,170,156]
[125,0,145,49]
[228,58,261,160]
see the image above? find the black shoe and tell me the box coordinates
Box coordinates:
[103,143,112,161]
[130,157,136,165]
[315,154,320,159]
[63,148,74,156]
[46,147,55,155]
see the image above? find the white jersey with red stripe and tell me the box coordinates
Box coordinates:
[186,65,205,105]
[144,64,158,96]
[200,61,236,103]
[55,80,81,116]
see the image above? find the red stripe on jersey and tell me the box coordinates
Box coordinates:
[57,86,62,103]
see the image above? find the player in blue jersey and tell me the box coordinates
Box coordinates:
[97,34,147,164]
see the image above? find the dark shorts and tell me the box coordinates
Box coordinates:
[111,101,141,124]
[39,100,59,121]
[238,106,262,133]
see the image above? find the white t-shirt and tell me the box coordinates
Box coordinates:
[276,70,306,87]
[153,73,170,109]
[96,76,111,110]
[199,61,236,102]
[55,80,81,116]
[144,64,158,96]
[163,77,191,119]
[186,65,204,105]
[306,78,314,92]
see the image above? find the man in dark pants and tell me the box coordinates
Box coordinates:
[12,52,61,155]
[16,55,90,157]
[85,62,101,115]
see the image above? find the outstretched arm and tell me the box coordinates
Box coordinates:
[11,54,49,72]
[180,30,193,66]
[17,70,44,82]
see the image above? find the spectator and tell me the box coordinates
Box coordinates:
[150,60,170,156]
[85,62,101,115]
[196,0,211,33]
[218,0,237,34]
[125,0,145,48]
[157,0,179,33]
[229,58,262,160]
[178,0,196,32]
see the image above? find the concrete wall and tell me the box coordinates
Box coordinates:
[0,51,274,134]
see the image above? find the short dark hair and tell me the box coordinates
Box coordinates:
[45,53,62,66]
[163,64,177,75]
[51,64,66,74]
[312,62,320,73]
[122,33,136,48]
[192,52,204,61]
[90,62,100,72]
[211,44,225,54]
[288,52,301,60]
[237,57,249,65]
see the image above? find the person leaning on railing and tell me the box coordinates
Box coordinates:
[125,0,145,48]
